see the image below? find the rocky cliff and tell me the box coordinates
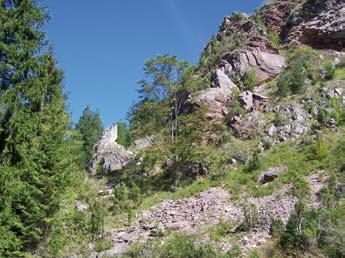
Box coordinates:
[88,124,133,175]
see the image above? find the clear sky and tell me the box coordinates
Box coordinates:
[43,0,264,127]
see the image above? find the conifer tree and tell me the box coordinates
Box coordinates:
[76,105,103,167]
[0,0,79,255]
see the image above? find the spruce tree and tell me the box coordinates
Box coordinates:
[0,0,79,255]
[76,105,103,167]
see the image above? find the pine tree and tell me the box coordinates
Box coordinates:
[117,120,129,147]
[0,0,79,255]
[76,105,103,167]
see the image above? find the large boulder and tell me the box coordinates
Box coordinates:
[88,124,133,175]
[257,166,287,184]
[190,69,238,119]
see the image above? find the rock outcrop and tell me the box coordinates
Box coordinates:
[239,91,268,111]
[266,103,312,142]
[216,14,286,85]
[221,45,286,83]
[231,111,267,140]
[88,124,133,175]
[282,0,345,50]
[190,69,238,119]
[257,0,302,35]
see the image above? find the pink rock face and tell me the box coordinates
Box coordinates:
[283,0,345,50]
[191,69,238,119]
[222,47,286,82]
[258,0,301,35]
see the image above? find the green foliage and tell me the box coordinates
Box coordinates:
[280,214,304,248]
[248,250,261,258]
[277,46,319,97]
[323,62,335,80]
[335,68,345,80]
[270,219,285,238]
[128,184,141,206]
[268,31,281,48]
[239,202,259,231]
[308,139,329,161]
[38,204,90,257]
[112,183,141,226]
[76,105,104,167]
[317,109,328,126]
[291,177,311,201]
[113,183,129,209]
[94,238,113,252]
[277,72,289,97]
[245,150,261,172]
[90,201,106,239]
[209,221,234,241]
[319,220,345,258]
[290,60,307,94]
[129,54,191,140]
[147,233,233,258]
[273,112,285,126]
[329,98,345,126]
[226,92,246,124]
[0,1,82,255]
[277,60,306,96]
[117,121,130,147]
[244,67,260,90]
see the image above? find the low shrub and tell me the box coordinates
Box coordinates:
[324,62,335,80]
[270,219,285,238]
[94,238,113,252]
[245,150,261,172]
[239,202,259,231]
[244,67,260,90]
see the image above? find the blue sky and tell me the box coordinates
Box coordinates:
[43,0,264,127]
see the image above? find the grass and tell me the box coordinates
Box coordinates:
[123,232,236,258]
[225,127,345,199]
[94,238,113,252]
[208,221,239,241]
[335,68,345,80]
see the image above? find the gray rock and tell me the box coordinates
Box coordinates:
[130,136,154,152]
[266,103,312,143]
[257,166,286,184]
[238,91,268,111]
[88,124,133,175]
[336,184,345,198]
[75,201,89,212]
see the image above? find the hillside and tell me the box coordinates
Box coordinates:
[78,0,345,257]
[0,0,344,257]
